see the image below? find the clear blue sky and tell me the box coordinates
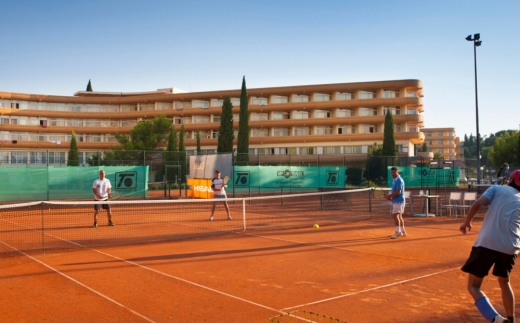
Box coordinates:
[1,0,519,139]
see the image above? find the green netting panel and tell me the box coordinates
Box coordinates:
[386,166,460,187]
[0,166,149,202]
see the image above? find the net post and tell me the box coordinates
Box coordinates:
[369,188,373,213]
[40,202,46,254]
[242,199,246,231]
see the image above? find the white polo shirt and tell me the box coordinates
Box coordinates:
[93,178,112,201]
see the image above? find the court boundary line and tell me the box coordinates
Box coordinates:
[0,240,157,323]
[1,222,318,323]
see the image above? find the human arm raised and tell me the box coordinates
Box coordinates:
[459,196,489,234]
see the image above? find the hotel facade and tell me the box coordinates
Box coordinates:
[0,79,425,165]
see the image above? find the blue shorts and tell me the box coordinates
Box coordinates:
[214,194,227,199]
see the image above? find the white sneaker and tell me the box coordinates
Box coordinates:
[209,216,214,221]
[401,231,407,237]
[493,314,508,323]
[390,232,403,239]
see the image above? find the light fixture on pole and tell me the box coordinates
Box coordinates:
[466,33,482,184]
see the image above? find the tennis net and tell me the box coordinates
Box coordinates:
[0,188,374,256]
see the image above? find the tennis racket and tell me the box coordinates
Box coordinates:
[109,191,122,200]
[223,175,230,186]
[495,163,510,185]
[373,187,385,199]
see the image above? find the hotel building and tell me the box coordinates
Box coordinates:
[0,79,424,165]
[420,127,460,160]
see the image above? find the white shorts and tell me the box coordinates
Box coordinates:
[392,203,405,214]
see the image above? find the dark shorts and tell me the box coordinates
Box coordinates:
[94,199,110,211]
[213,194,227,199]
[461,246,517,278]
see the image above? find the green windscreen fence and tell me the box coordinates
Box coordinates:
[0,166,149,203]
[387,166,460,187]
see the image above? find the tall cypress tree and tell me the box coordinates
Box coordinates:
[237,76,249,163]
[382,111,396,156]
[86,79,93,91]
[179,124,187,182]
[217,96,234,153]
[195,130,201,154]
[67,131,79,166]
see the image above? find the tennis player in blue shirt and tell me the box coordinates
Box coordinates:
[384,166,406,239]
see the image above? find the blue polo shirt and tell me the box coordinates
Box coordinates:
[391,175,405,204]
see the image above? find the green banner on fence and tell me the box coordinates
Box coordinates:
[0,166,149,202]
[387,166,460,187]
[231,166,345,189]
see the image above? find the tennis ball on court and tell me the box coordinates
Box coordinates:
[313,224,319,229]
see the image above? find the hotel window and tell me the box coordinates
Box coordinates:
[212,115,221,123]
[383,107,400,115]
[425,132,432,136]
[437,132,444,136]
[1,118,9,124]
[288,147,297,155]
[336,92,353,100]
[293,111,309,119]
[449,149,455,153]
[407,108,417,114]
[271,95,288,104]
[359,108,376,116]
[448,140,454,145]
[344,146,363,154]
[251,113,269,121]
[212,131,219,139]
[383,90,399,98]
[231,98,240,106]
[173,117,183,125]
[121,120,136,127]
[314,93,331,101]
[359,91,376,99]
[395,125,401,132]
[11,152,28,164]
[211,99,223,107]
[314,110,330,118]
[426,140,433,145]
[257,148,270,156]
[299,147,315,155]
[193,116,210,123]
[30,152,47,164]
[184,131,192,140]
[437,140,444,145]
[173,101,191,110]
[294,127,310,136]
[233,114,239,121]
[48,152,66,164]
[409,125,418,132]
[156,102,173,110]
[193,100,210,109]
[273,128,290,137]
[436,148,444,153]
[0,152,8,163]
[85,104,101,112]
[407,91,417,97]
[315,126,333,135]
[272,112,289,120]
[251,129,269,137]
[448,132,455,136]
[200,131,211,139]
[251,97,268,105]
[361,125,377,133]
[11,103,20,109]
[336,109,353,117]
[292,94,309,102]
[121,105,137,112]
[323,146,341,154]
[338,125,354,134]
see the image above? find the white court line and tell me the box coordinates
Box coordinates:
[282,267,458,311]
[0,240,157,323]
[244,232,460,311]
[1,220,318,323]
[245,232,442,263]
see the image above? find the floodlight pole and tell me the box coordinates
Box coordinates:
[466,33,482,184]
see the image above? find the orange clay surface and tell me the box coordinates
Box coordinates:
[1,215,517,323]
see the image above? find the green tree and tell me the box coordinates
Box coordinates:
[176,124,187,182]
[365,143,385,185]
[421,142,428,152]
[488,131,520,168]
[67,131,79,166]
[86,79,93,91]
[382,111,396,156]
[217,96,234,153]
[162,127,179,182]
[195,130,201,154]
[115,115,172,151]
[236,76,249,164]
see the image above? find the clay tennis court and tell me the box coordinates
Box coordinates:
[0,191,515,323]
